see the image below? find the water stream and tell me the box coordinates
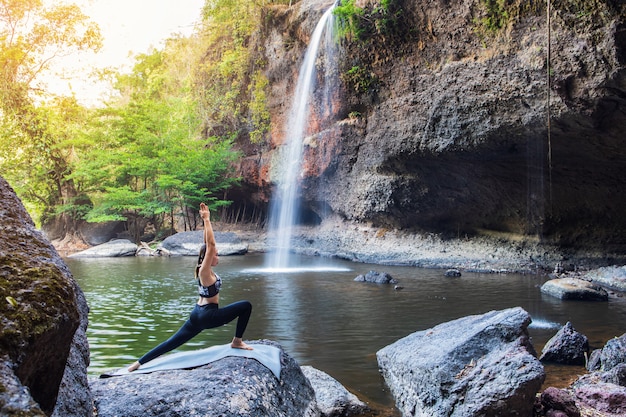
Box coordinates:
[267,5,336,269]
[67,255,626,413]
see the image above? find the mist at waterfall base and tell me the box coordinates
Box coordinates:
[67,255,626,412]
[266,5,336,271]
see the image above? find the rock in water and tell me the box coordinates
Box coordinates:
[301,365,370,416]
[540,278,608,301]
[377,307,545,417]
[353,270,398,284]
[539,322,589,365]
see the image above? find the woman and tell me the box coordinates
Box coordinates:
[128,202,253,372]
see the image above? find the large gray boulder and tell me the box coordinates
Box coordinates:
[158,230,249,256]
[91,340,319,417]
[377,307,545,417]
[68,238,138,258]
[301,366,370,417]
[0,176,92,416]
[540,277,609,301]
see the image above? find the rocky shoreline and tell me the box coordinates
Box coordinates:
[58,216,626,277]
[51,219,626,417]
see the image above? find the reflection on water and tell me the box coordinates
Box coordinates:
[66,254,626,410]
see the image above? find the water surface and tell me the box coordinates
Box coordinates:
[66,254,626,411]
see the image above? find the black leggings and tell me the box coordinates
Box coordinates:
[137,300,252,365]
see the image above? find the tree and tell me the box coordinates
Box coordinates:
[0,0,102,110]
[195,0,270,143]
[0,0,102,229]
[69,47,241,241]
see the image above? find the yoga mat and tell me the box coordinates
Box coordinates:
[101,343,281,379]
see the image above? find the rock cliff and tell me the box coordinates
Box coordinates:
[0,177,92,416]
[230,0,626,256]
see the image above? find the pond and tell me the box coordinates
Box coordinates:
[65,253,626,413]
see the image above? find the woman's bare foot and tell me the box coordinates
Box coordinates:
[127,361,141,372]
[231,337,253,350]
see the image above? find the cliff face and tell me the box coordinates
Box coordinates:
[235,0,626,251]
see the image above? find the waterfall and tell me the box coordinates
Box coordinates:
[266,5,336,269]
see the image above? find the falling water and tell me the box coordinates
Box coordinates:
[267,5,336,269]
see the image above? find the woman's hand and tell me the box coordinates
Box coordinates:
[199,203,211,221]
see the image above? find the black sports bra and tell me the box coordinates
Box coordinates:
[198,273,222,298]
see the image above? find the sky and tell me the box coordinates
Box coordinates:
[43,0,206,106]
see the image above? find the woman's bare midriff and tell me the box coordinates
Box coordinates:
[197,295,219,306]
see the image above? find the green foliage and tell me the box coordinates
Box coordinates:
[334,0,401,41]
[473,0,546,38]
[473,0,620,41]
[195,0,270,143]
[550,0,622,31]
[333,0,403,96]
[67,47,241,238]
[342,65,377,93]
[478,0,511,33]
[0,4,242,240]
[0,0,102,109]
[333,0,365,41]
[0,0,102,225]
[248,70,271,143]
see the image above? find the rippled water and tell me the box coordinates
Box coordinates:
[66,254,626,411]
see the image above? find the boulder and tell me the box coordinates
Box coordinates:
[534,387,581,417]
[538,333,626,417]
[50,275,92,417]
[571,375,626,416]
[353,270,398,284]
[78,221,126,246]
[90,340,318,417]
[540,278,609,301]
[574,335,626,415]
[539,322,589,365]
[587,333,626,372]
[158,230,249,256]
[68,239,138,258]
[445,269,462,277]
[0,176,92,416]
[584,265,626,292]
[598,363,626,386]
[301,366,370,417]
[376,307,545,417]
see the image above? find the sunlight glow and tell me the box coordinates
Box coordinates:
[42,0,205,106]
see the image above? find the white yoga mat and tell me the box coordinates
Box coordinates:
[101,343,282,379]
